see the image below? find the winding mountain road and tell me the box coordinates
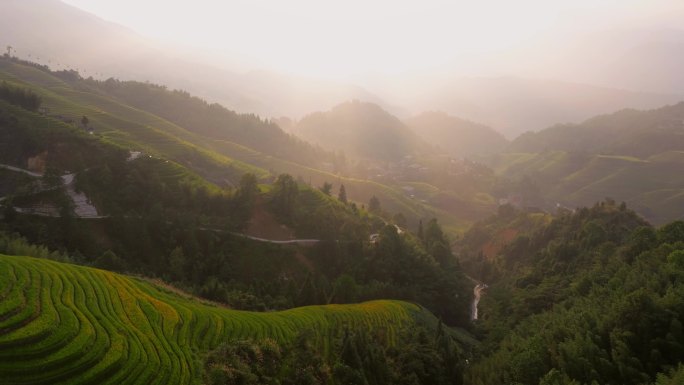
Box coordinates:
[0,164,43,177]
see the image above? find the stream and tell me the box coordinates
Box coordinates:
[471,283,487,321]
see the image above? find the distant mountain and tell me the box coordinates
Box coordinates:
[0,0,385,118]
[405,111,508,158]
[508,102,684,157]
[405,77,681,138]
[490,102,684,224]
[529,28,684,95]
[294,101,426,162]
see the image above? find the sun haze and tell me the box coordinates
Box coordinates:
[59,0,683,81]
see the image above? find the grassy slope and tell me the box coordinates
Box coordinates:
[0,59,471,232]
[0,60,266,185]
[493,103,684,224]
[0,254,430,385]
[490,150,684,224]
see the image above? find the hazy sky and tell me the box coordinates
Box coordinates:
[61,0,683,81]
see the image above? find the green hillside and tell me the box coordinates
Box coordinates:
[0,254,430,385]
[0,56,480,233]
[457,202,684,385]
[489,149,684,224]
[488,103,684,224]
[508,102,684,157]
[0,87,474,329]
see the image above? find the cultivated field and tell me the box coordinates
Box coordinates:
[0,254,426,385]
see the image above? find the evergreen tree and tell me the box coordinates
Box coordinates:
[369,195,381,214]
[320,182,333,196]
[270,174,299,223]
[338,184,347,203]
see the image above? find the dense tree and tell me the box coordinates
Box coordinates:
[320,181,333,196]
[393,212,407,228]
[87,77,339,169]
[338,184,347,203]
[169,246,187,281]
[270,174,299,223]
[423,218,453,267]
[0,82,41,111]
[94,250,126,271]
[460,201,684,385]
[369,195,381,214]
[42,167,62,189]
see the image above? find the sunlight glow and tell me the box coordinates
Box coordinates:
[61,0,678,80]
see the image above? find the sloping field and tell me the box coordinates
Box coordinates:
[0,61,466,229]
[0,62,266,186]
[0,255,426,385]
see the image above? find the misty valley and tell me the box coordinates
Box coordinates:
[2,1,684,384]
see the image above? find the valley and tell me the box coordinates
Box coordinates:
[2,1,684,383]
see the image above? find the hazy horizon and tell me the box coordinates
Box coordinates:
[3,0,684,136]
[59,0,684,89]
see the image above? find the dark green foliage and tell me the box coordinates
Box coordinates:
[392,212,407,228]
[0,81,41,111]
[331,326,463,385]
[84,78,334,167]
[203,326,464,385]
[658,221,684,245]
[235,173,259,221]
[368,195,381,214]
[332,274,359,303]
[0,101,120,171]
[423,218,453,268]
[320,181,333,196]
[331,223,472,325]
[204,339,283,385]
[168,246,187,280]
[0,232,72,262]
[270,174,299,224]
[654,365,684,385]
[461,200,684,385]
[667,250,684,269]
[338,183,347,203]
[280,331,331,385]
[41,167,62,188]
[94,249,126,271]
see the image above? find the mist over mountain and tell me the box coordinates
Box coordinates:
[509,102,684,157]
[2,0,683,136]
[0,0,385,118]
[294,101,426,162]
[399,77,681,138]
[522,28,684,95]
[405,111,508,158]
[490,102,684,225]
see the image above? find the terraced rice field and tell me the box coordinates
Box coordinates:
[0,255,424,385]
